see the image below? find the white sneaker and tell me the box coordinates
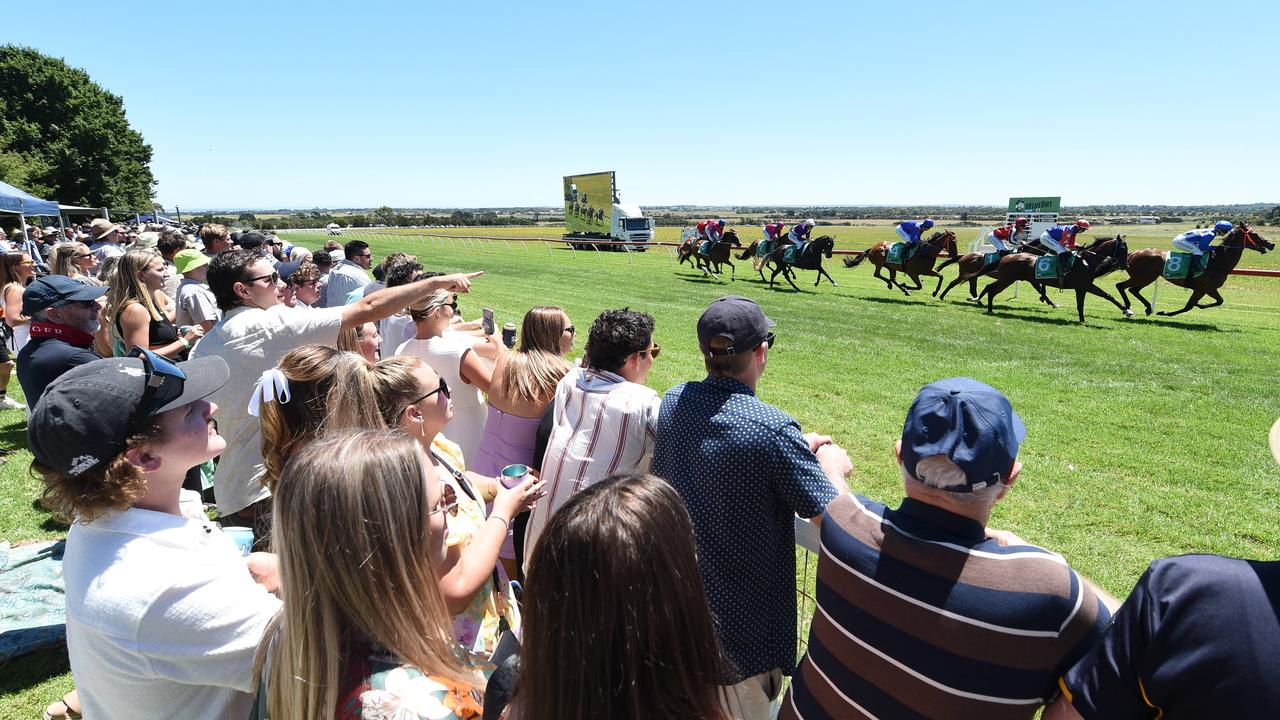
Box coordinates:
[0,395,25,410]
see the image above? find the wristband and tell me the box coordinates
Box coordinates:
[181,337,191,349]
[488,515,509,530]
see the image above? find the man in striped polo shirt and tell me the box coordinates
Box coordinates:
[783,377,1117,720]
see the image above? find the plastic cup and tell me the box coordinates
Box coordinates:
[500,464,530,489]
[222,526,254,557]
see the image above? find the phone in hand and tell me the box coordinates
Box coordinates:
[482,307,495,336]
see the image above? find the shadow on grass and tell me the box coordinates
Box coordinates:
[32,499,69,534]
[981,309,1116,329]
[675,274,735,285]
[0,413,28,451]
[1143,318,1233,333]
[853,295,923,307]
[0,644,69,695]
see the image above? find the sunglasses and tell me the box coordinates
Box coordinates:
[243,271,279,286]
[637,344,661,359]
[127,348,188,431]
[428,481,459,517]
[763,332,776,350]
[564,326,576,336]
[74,253,95,260]
[410,377,450,406]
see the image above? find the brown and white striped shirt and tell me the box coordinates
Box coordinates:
[522,367,659,563]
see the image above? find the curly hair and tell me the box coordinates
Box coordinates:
[32,419,166,524]
[583,308,654,373]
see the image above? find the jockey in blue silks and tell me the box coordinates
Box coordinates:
[1172,220,1234,272]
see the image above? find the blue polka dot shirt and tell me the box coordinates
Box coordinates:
[651,375,839,681]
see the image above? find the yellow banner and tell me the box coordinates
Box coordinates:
[563,171,614,235]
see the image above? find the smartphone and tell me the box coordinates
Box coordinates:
[482,307,495,336]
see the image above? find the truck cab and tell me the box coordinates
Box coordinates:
[612,203,654,250]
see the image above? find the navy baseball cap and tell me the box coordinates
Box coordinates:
[697,295,776,357]
[22,275,109,316]
[29,351,229,477]
[900,377,1026,492]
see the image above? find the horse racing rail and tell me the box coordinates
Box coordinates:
[282,229,1280,277]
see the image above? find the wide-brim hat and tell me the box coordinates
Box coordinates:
[89,218,120,239]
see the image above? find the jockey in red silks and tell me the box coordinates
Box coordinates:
[988,217,1030,253]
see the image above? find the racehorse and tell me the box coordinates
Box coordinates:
[763,236,837,289]
[843,231,958,296]
[977,236,1133,323]
[736,238,784,282]
[678,229,742,279]
[937,235,1126,302]
[1115,223,1273,316]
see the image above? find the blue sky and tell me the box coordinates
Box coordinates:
[6,0,1276,209]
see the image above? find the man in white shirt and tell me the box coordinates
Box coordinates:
[523,308,662,563]
[192,248,481,538]
[322,239,374,307]
[28,351,280,720]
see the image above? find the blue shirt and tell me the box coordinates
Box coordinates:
[1044,225,1077,243]
[1061,554,1280,719]
[1173,229,1216,253]
[650,375,839,680]
[898,221,927,242]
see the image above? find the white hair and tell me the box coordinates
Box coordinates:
[901,455,1003,505]
[289,247,312,262]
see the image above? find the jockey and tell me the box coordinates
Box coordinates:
[763,221,787,244]
[696,219,725,255]
[895,218,935,251]
[1039,219,1091,280]
[786,219,816,252]
[988,217,1030,253]
[1172,220,1233,271]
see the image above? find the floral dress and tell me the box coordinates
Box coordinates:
[431,436,519,660]
[336,638,487,720]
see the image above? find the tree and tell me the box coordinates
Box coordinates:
[0,45,155,209]
[372,206,396,226]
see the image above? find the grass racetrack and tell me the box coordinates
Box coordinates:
[1,222,1276,716]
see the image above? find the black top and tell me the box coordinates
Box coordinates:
[115,306,182,359]
[17,336,102,405]
[1062,554,1280,718]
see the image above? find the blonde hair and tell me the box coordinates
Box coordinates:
[369,355,427,429]
[258,345,383,492]
[500,306,573,406]
[335,326,358,354]
[409,289,453,321]
[105,249,165,326]
[266,429,478,719]
[51,242,91,278]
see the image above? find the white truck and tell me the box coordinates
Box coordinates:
[562,171,654,251]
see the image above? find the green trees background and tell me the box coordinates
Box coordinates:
[0,45,155,209]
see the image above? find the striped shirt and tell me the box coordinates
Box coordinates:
[522,367,659,564]
[782,493,1110,720]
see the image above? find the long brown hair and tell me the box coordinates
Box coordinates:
[0,252,31,287]
[499,306,573,405]
[267,430,478,720]
[258,345,383,492]
[105,249,165,325]
[517,473,731,720]
[50,241,92,278]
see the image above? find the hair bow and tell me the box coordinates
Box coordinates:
[247,367,292,417]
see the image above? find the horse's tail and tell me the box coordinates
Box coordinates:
[845,252,866,269]
[738,241,757,260]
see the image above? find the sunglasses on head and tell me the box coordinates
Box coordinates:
[127,348,187,431]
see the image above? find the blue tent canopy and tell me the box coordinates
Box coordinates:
[0,180,60,217]
[137,213,175,224]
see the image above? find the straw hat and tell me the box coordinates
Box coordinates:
[89,218,120,239]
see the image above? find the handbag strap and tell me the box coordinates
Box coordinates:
[429,449,508,619]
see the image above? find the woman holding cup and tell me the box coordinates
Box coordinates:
[371,355,543,661]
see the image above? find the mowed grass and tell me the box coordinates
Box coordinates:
[1,225,1276,717]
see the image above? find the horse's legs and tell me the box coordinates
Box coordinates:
[1085,283,1135,317]
[873,265,893,290]
[1127,284,1154,315]
[939,273,967,300]
[924,271,944,297]
[969,276,980,300]
[817,265,837,286]
[1157,290,1206,316]
[980,278,1014,314]
[1032,282,1058,308]
[784,264,801,291]
[1196,288,1225,309]
[725,258,735,281]
[889,269,911,296]
[1075,288,1088,324]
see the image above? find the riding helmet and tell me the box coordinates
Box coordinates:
[1214,220,1234,233]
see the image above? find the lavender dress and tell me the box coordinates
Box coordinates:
[472,405,542,560]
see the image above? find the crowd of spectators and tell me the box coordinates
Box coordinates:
[7,220,1280,720]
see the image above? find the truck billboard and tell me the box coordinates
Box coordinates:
[563,171,616,235]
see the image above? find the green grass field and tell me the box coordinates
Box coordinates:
[2,224,1277,717]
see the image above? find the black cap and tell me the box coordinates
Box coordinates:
[697,295,776,358]
[29,354,229,477]
[238,232,266,250]
[22,276,109,316]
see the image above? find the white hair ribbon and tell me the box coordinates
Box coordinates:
[246,367,292,417]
